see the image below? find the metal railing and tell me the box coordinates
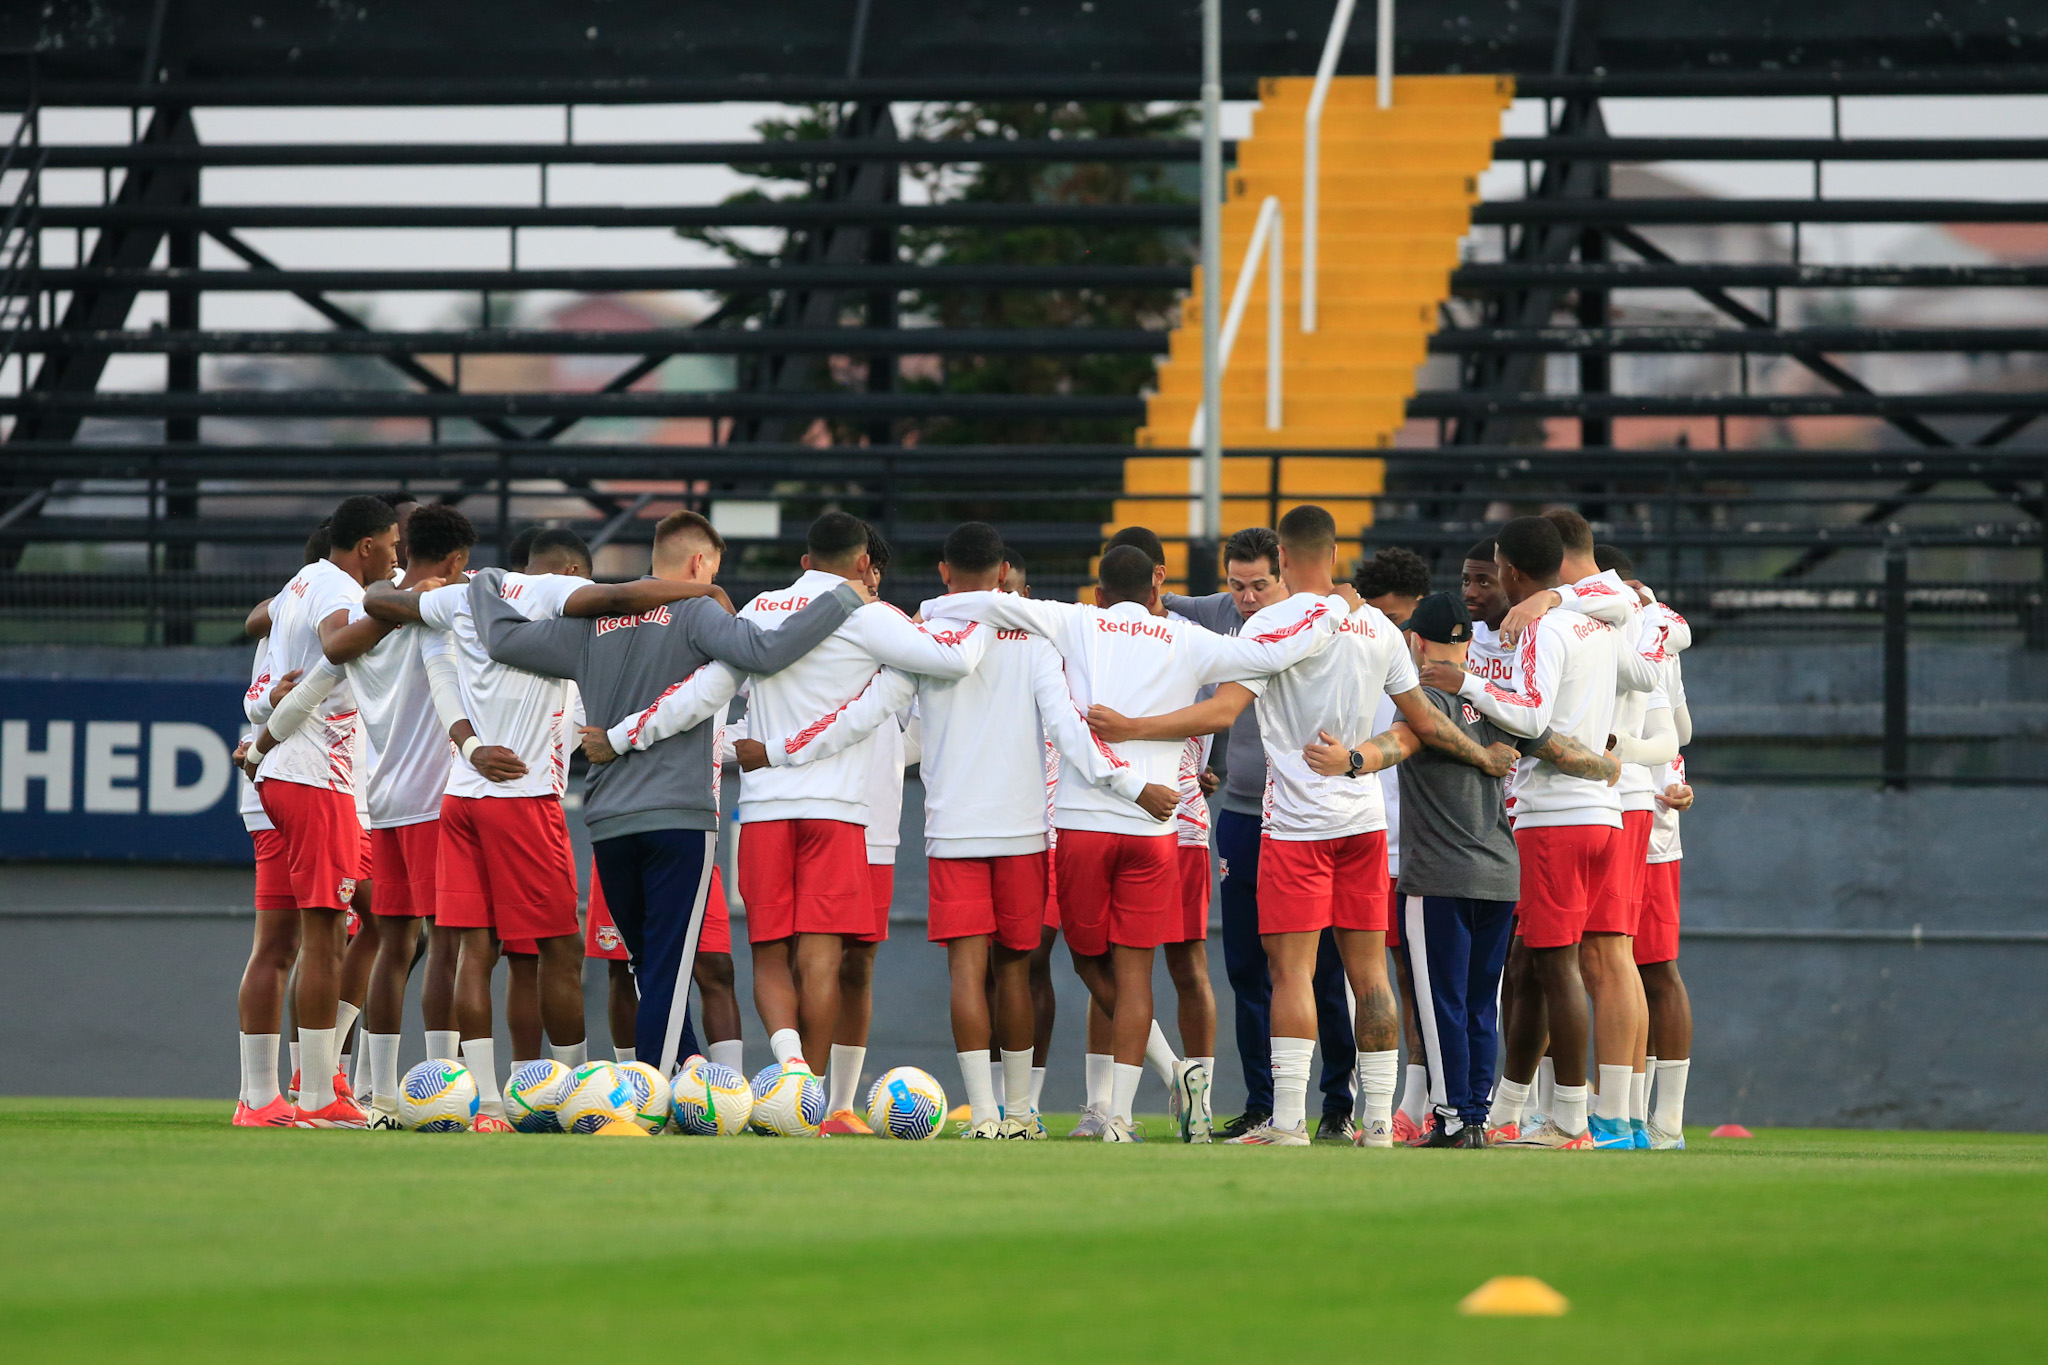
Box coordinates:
[1187,194,1284,450]
[1301,0,1391,336]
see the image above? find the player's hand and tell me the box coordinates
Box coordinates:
[1198,769,1220,797]
[1085,704,1138,743]
[1660,781,1695,811]
[1135,782,1178,820]
[1331,583,1363,611]
[1481,742,1520,778]
[266,668,303,707]
[1416,658,1466,693]
[579,725,619,765]
[411,576,449,593]
[1499,589,1561,646]
[1603,749,1622,785]
[470,745,528,782]
[1304,729,1354,777]
[734,738,770,772]
[232,738,261,782]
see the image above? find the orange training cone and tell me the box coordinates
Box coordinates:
[1458,1277,1569,1317]
[1710,1123,1753,1139]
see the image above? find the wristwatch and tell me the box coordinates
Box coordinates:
[1344,748,1366,779]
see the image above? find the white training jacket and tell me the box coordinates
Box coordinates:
[247,560,365,795]
[922,591,1339,839]
[1550,570,1680,813]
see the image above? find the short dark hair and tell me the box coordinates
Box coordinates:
[526,527,592,575]
[655,509,725,558]
[304,520,332,565]
[1542,508,1596,556]
[1496,516,1564,581]
[1223,526,1280,576]
[377,490,420,511]
[862,522,892,576]
[1001,546,1027,576]
[1106,526,1166,568]
[329,495,398,555]
[1276,504,1337,560]
[1097,544,1155,603]
[506,526,540,570]
[1356,545,1431,601]
[807,510,868,566]
[943,521,1005,573]
[1594,543,1634,577]
[406,505,476,564]
[1464,537,1497,564]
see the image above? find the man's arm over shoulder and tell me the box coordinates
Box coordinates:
[470,569,587,679]
[764,668,917,769]
[691,582,863,676]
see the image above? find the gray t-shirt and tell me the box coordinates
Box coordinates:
[1163,590,1265,817]
[1396,686,1550,903]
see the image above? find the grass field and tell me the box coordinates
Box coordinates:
[3,1099,2044,1363]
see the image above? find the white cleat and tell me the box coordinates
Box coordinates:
[1000,1112,1048,1141]
[1352,1116,1395,1149]
[1505,1118,1594,1149]
[960,1118,1004,1140]
[1223,1120,1311,1147]
[1172,1059,1213,1145]
[1069,1103,1110,1139]
[1647,1122,1687,1150]
[367,1106,405,1131]
[1102,1115,1145,1143]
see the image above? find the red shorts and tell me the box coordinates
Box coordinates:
[1052,829,1177,955]
[1514,823,1616,949]
[584,865,733,961]
[1385,874,1402,948]
[927,852,1048,951]
[1256,830,1390,935]
[256,780,363,912]
[435,793,579,942]
[1174,844,1211,942]
[860,863,894,945]
[369,821,439,917]
[502,938,538,956]
[1587,808,1653,936]
[1635,860,1682,965]
[1042,842,1061,931]
[251,828,295,912]
[737,819,871,942]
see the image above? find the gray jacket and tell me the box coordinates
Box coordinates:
[1164,590,1265,817]
[469,570,862,841]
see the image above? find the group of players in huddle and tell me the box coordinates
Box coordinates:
[229,489,1696,1150]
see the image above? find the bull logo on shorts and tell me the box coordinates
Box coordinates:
[596,925,623,952]
[1217,858,1231,880]
[339,878,358,908]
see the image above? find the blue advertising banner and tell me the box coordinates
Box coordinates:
[0,678,254,863]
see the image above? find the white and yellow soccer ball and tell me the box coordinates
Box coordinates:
[616,1061,672,1134]
[504,1059,574,1133]
[671,1061,753,1136]
[752,1065,826,1138]
[747,1062,785,1134]
[399,1059,479,1132]
[559,1061,634,1134]
[866,1066,948,1141]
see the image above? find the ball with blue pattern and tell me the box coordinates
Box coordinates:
[399,1059,479,1132]
[672,1061,753,1136]
[866,1065,948,1141]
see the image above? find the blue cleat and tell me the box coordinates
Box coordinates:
[1632,1118,1651,1149]
[1589,1114,1636,1149]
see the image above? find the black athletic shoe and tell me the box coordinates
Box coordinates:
[1315,1111,1358,1143]
[1220,1109,1272,1141]
[1421,1108,1486,1148]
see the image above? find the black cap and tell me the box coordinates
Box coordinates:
[1403,591,1471,644]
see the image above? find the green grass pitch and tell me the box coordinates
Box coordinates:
[3,1099,2045,1363]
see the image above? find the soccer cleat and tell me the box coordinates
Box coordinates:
[960,1118,1004,1140]
[1508,1118,1592,1149]
[1632,1118,1651,1149]
[1485,1120,1522,1145]
[471,1113,515,1134]
[1352,1116,1395,1149]
[367,1106,405,1131]
[1102,1116,1146,1144]
[1226,1120,1310,1146]
[1315,1112,1358,1144]
[1220,1108,1272,1141]
[1520,1109,1549,1137]
[1420,1117,1488,1149]
[1646,1122,1687,1151]
[1589,1114,1636,1150]
[1391,1110,1428,1145]
[1069,1103,1110,1139]
[231,1097,297,1128]
[1172,1059,1213,1144]
[820,1108,874,1137]
[291,1095,369,1129]
[1000,1112,1049,1141]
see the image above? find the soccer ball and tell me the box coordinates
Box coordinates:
[671,1062,753,1136]
[746,1062,785,1134]
[616,1061,672,1134]
[399,1059,479,1132]
[504,1059,573,1133]
[752,1065,826,1138]
[866,1066,948,1141]
[559,1061,633,1134]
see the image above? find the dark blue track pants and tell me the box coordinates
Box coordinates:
[591,828,714,1077]
[1401,892,1516,1125]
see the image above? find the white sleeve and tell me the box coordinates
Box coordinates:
[417,583,467,632]
[1615,625,1661,694]
[1381,632,1422,697]
[262,658,344,743]
[924,590,1074,640]
[1459,617,1560,738]
[607,661,744,754]
[421,633,469,735]
[763,668,918,769]
[1030,642,1146,801]
[1554,571,1634,628]
[718,708,745,765]
[1612,699,1678,767]
[900,710,922,768]
[848,604,991,680]
[1183,598,1339,686]
[244,637,283,725]
[1674,700,1693,748]
[508,572,592,620]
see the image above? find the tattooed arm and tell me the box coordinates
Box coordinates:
[1528,729,1623,785]
[1416,703,1521,778]
[1302,724,1417,777]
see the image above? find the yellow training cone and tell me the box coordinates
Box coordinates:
[1458,1276,1568,1317]
[592,1117,651,1137]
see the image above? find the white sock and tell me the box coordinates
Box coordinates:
[337,1053,352,1093]
[1001,1048,1035,1116]
[1110,1062,1144,1125]
[549,1038,588,1069]
[1084,1053,1113,1112]
[828,1044,867,1115]
[1653,1058,1691,1133]
[613,1047,636,1065]
[1029,1065,1047,1113]
[238,1032,280,1108]
[708,1039,745,1075]
[1535,1055,1556,1116]
[366,1033,401,1109]
[1488,1077,1530,1128]
[424,1029,460,1062]
[988,1057,1007,1116]
[1270,1036,1314,1133]
[288,1040,302,1083]
[1357,1049,1400,1128]
[958,1050,999,1125]
[1398,1062,1429,1124]
[298,1027,337,1109]
[1553,1081,1589,1137]
[1629,1068,1648,1125]
[1144,1020,1180,1087]
[770,1028,805,1068]
[1595,1064,1632,1123]
[354,1045,373,1095]
[334,999,360,1051]
[463,1038,503,1118]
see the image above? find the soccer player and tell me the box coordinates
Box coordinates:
[1000,547,1060,1118]
[924,543,1339,1142]
[232,626,302,1125]
[1633,576,1696,1148]
[1164,529,1358,1141]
